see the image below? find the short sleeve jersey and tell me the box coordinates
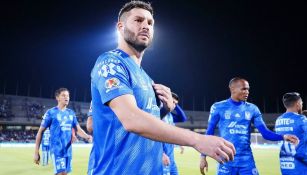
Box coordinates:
[90,49,163,175]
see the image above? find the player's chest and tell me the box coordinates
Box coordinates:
[220,108,253,123]
[52,112,74,125]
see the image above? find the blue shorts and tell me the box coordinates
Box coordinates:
[51,154,72,174]
[216,163,258,175]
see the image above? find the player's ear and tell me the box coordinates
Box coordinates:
[117,21,124,32]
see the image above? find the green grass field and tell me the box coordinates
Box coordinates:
[0,146,281,175]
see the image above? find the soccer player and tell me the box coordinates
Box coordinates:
[200,77,298,175]
[86,102,94,174]
[41,128,50,166]
[162,92,187,175]
[34,88,92,175]
[89,1,236,174]
[275,92,307,175]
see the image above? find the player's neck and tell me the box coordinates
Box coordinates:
[57,104,67,111]
[118,42,144,66]
[286,108,299,114]
[230,96,241,102]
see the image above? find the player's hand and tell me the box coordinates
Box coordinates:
[87,135,93,143]
[72,134,78,143]
[152,84,175,112]
[194,135,236,164]
[34,152,40,165]
[200,156,208,175]
[283,134,299,145]
[162,153,170,166]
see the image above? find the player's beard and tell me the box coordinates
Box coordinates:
[123,26,152,53]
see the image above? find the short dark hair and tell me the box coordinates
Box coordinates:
[118,1,153,21]
[282,92,301,108]
[172,92,179,102]
[55,88,69,98]
[229,77,247,87]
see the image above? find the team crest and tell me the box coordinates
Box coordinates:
[245,111,251,120]
[224,110,231,119]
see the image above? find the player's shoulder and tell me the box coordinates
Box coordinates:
[45,107,58,115]
[96,50,124,64]
[245,101,259,109]
[66,108,76,114]
[212,99,228,108]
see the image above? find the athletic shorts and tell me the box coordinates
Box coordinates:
[51,154,72,174]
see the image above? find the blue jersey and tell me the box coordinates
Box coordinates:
[207,98,266,167]
[90,49,163,175]
[41,107,78,157]
[42,128,50,147]
[162,113,178,175]
[163,113,175,158]
[275,112,307,174]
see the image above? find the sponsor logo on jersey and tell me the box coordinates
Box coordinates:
[99,63,116,78]
[235,113,241,118]
[105,78,120,92]
[245,111,251,120]
[276,118,295,126]
[280,162,295,169]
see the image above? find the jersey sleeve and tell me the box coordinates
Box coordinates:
[92,54,133,104]
[172,105,187,123]
[41,110,52,128]
[206,104,220,135]
[252,105,265,127]
[72,111,79,129]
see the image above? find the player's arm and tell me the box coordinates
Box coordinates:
[200,105,220,175]
[109,94,236,164]
[254,108,298,144]
[34,126,46,165]
[75,124,92,143]
[86,116,93,134]
[171,105,188,123]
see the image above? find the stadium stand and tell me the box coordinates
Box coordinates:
[0,94,281,143]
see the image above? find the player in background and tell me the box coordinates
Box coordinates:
[89,1,235,174]
[41,128,50,166]
[34,88,92,175]
[275,92,307,175]
[200,77,298,175]
[162,92,187,175]
[86,101,94,174]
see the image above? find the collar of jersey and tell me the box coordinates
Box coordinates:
[114,48,143,69]
[228,98,244,106]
